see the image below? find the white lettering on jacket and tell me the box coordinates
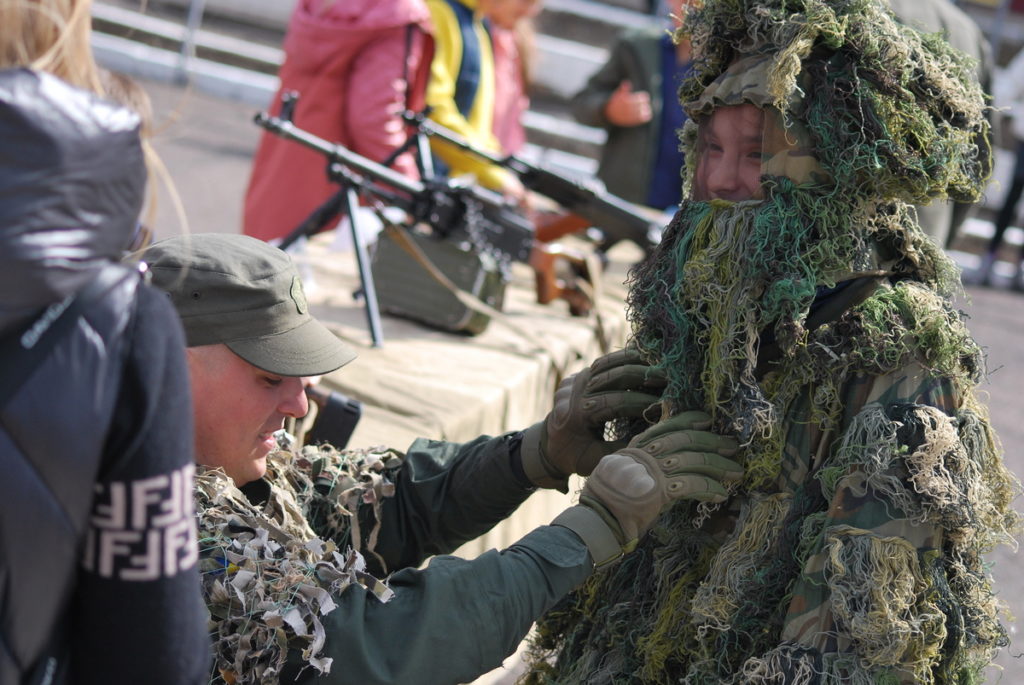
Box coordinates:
[83,463,198,581]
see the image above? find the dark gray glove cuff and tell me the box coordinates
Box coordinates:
[520,421,569,493]
[551,505,623,567]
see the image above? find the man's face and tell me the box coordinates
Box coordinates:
[694,103,765,202]
[186,344,309,486]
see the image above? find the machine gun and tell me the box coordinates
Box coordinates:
[258,98,534,266]
[254,93,595,342]
[401,110,662,255]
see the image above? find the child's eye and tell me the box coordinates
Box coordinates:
[262,375,282,388]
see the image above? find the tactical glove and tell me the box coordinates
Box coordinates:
[521,348,665,492]
[551,411,742,566]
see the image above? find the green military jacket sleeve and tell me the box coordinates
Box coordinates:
[316,433,537,574]
[294,435,593,683]
[284,525,592,685]
[198,434,595,684]
[570,29,664,205]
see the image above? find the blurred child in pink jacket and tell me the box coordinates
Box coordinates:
[243,0,432,243]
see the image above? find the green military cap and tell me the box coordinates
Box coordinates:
[143,233,357,377]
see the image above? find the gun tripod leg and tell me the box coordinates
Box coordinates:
[344,186,385,347]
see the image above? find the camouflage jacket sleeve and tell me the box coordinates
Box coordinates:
[570,31,656,129]
[776,362,1009,681]
[307,434,535,575]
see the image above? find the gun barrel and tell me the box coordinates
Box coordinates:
[255,112,425,197]
[403,111,660,252]
[532,171,657,233]
[401,111,510,166]
[256,112,518,217]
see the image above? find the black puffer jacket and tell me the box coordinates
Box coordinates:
[0,68,209,684]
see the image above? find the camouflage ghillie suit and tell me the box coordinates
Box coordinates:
[196,445,401,684]
[525,0,1020,682]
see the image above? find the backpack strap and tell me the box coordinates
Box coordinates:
[0,264,135,409]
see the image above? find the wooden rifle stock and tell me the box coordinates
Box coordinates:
[529,243,597,317]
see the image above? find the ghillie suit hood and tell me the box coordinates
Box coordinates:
[525,1,1020,683]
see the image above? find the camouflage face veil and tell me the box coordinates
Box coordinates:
[685,54,828,202]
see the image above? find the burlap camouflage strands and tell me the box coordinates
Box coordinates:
[196,444,403,684]
[524,0,1021,682]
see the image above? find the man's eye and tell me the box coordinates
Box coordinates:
[262,376,282,387]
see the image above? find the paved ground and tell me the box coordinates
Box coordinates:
[138,76,1024,682]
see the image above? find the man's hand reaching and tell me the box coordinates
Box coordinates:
[521,348,666,491]
[551,411,742,566]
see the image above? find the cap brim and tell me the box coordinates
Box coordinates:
[226,318,357,377]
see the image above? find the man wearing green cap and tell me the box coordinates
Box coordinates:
[146,233,358,489]
[142,232,743,684]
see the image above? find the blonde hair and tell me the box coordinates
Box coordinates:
[1,0,187,248]
[0,0,103,93]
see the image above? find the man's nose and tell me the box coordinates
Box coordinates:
[279,377,310,419]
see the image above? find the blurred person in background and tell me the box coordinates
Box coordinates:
[423,0,529,202]
[969,42,1024,290]
[570,0,696,214]
[487,0,541,156]
[0,1,208,682]
[243,0,433,244]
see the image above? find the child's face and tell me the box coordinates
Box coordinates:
[693,103,765,202]
[484,0,539,30]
